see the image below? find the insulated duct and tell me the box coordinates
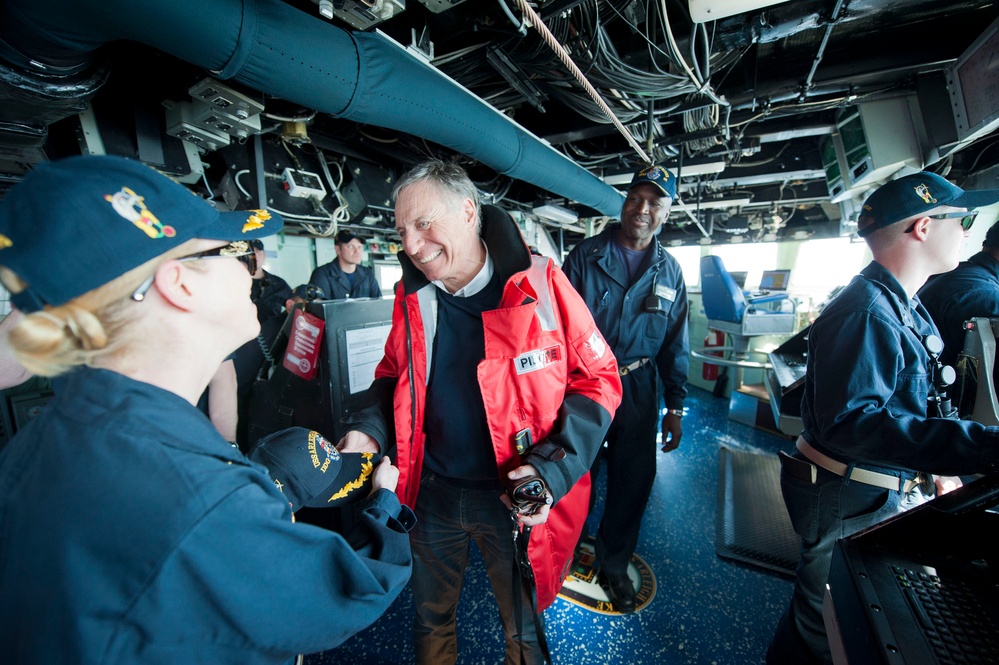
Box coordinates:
[0,0,625,217]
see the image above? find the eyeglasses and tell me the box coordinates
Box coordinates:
[904,210,978,234]
[929,210,978,230]
[131,241,257,302]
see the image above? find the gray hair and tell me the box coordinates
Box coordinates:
[392,159,481,231]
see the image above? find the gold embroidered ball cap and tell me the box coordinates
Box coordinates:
[249,427,381,511]
[0,154,282,312]
[856,171,999,238]
[629,164,677,200]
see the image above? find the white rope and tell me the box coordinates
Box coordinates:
[512,0,651,164]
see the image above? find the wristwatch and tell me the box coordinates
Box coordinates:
[666,408,686,418]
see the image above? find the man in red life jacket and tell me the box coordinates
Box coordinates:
[338,159,622,664]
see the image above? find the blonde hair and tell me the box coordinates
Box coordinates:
[1,240,202,377]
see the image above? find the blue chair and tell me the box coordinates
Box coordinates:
[699,255,795,356]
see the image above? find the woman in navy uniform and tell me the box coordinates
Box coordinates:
[0,155,413,665]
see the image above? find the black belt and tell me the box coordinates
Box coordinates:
[619,357,651,375]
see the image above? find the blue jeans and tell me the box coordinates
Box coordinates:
[767,453,903,665]
[410,471,542,665]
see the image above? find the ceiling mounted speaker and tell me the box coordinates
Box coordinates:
[687,0,794,23]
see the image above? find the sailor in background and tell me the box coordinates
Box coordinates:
[309,229,383,300]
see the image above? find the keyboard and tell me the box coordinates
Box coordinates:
[769,352,807,389]
[892,563,999,663]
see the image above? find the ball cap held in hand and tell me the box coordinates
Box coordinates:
[249,427,381,511]
[856,171,999,238]
[0,155,283,312]
[291,283,326,301]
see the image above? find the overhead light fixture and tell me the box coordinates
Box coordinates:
[532,203,579,226]
[687,0,794,23]
[602,161,727,187]
[672,161,727,176]
[690,169,826,189]
[673,197,751,211]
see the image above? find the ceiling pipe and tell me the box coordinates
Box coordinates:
[0,0,626,217]
[800,0,848,100]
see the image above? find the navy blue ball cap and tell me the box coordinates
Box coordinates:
[249,427,381,511]
[335,229,363,245]
[629,164,677,200]
[857,171,999,238]
[0,155,283,312]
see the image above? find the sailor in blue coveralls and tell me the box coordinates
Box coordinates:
[308,229,383,301]
[767,172,999,665]
[919,219,999,370]
[564,164,689,613]
[0,155,413,665]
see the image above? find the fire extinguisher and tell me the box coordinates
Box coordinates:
[703,329,725,380]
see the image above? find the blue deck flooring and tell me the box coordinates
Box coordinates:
[308,386,796,664]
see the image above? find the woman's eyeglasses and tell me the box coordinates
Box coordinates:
[904,210,978,234]
[131,241,258,302]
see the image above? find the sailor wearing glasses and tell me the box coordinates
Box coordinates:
[767,171,999,665]
[0,155,413,664]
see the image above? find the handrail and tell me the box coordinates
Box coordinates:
[690,346,771,370]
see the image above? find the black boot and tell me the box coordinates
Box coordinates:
[599,570,636,613]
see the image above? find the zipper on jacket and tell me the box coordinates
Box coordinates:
[403,301,418,449]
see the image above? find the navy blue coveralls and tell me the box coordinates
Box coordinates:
[251,268,293,324]
[0,367,414,664]
[918,250,999,369]
[768,261,999,665]
[563,224,689,574]
[309,260,383,300]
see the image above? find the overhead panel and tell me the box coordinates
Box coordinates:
[414,0,470,12]
[820,132,851,204]
[315,0,405,30]
[836,98,922,190]
[687,0,794,23]
[341,159,396,225]
[947,17,999,145]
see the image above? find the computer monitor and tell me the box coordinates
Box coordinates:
[729,271,749,289]
[948,16,999,146]
[954,317,999,426]
[759,269,791,291]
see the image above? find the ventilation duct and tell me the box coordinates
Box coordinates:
[0,0,625,217]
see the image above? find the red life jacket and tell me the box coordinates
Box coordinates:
[377,255,621,609]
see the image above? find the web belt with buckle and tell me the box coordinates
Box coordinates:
[795,437,919,493]
[619,357,650,376]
